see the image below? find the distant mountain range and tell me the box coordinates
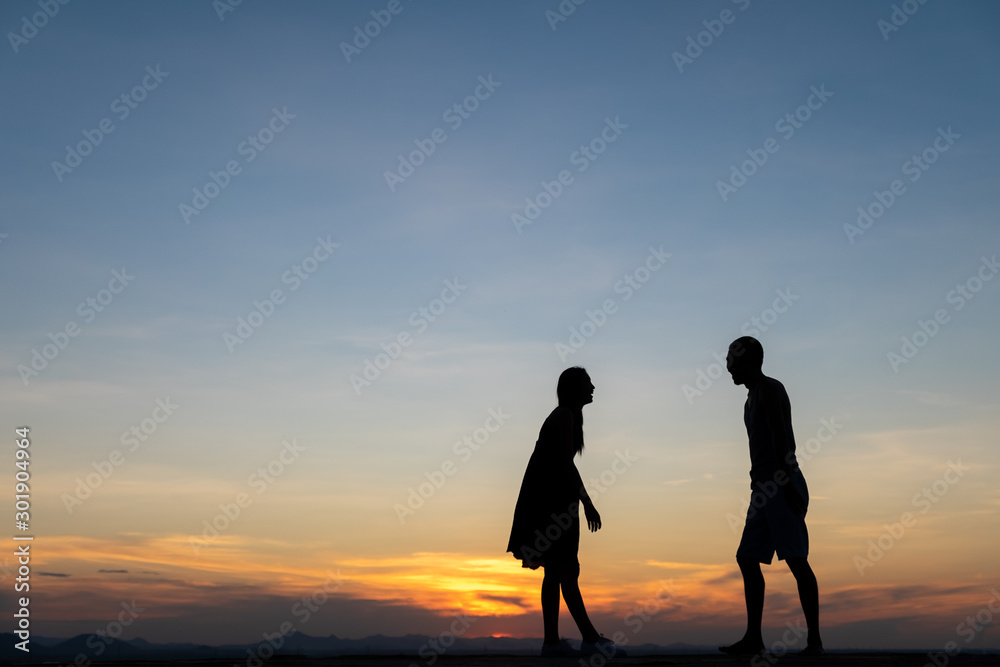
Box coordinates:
[0,631,718,662]
[5,632,997,663]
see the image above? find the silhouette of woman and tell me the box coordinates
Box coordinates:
[507,367,623,658]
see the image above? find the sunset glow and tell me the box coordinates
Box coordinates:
[2,0,998,654]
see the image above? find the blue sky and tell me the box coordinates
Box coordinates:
[1,0,999,649]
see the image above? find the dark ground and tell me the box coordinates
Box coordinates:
[10,654,1000,667]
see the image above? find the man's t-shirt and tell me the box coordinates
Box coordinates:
[744,375,798,482]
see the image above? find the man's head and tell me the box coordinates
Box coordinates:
[727,336,763,386]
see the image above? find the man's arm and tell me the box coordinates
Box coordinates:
[759,380,806,513]
[758,380,794,475]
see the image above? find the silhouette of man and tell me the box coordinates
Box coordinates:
[720,336,823,657]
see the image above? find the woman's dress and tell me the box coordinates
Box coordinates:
[507,406,581,569]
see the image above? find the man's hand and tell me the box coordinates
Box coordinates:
[583,500,602,532]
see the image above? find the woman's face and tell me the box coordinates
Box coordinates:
[580,374,595,405]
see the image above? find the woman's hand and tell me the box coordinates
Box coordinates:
[583,500,602,532]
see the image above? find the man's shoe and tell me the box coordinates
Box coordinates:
[798,643,825,657]
[719,638,766,656]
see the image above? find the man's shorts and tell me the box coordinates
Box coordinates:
[736,467,809,564]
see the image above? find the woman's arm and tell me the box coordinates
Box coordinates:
[571,459,591,504]
[576,459,602,531]
[552,407,586,495]
[554,406,602,531]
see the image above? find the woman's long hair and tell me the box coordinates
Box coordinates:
[556,366,588,456]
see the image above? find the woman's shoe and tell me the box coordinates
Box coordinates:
[541,638,579,657]
[580,635,627,658]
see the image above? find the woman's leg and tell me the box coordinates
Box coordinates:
[557,561,600,643]
[542,565,562,644]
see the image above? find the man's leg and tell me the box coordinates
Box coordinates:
[786,557,822,649]
[722,480,771,656]
[720,558,766,654]
[739,557,766,645]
